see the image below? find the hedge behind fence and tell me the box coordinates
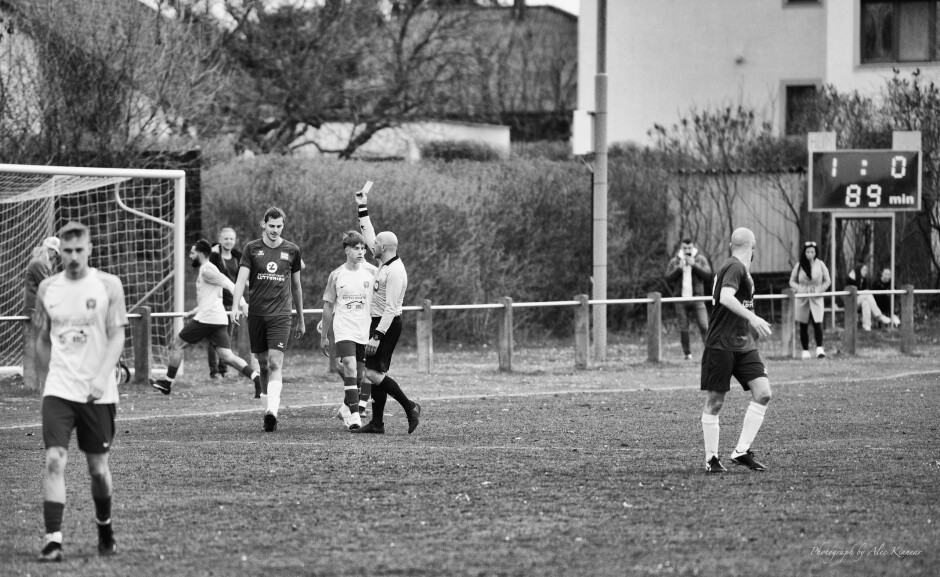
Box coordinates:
[202,154,672,345]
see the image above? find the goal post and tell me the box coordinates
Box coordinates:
[0,163,186,373]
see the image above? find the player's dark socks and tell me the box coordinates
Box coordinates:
[239,365,254,379]
[343,376,359,414]
[359,379,372,411]
[259,366,269,395]
[379,376,412,412]
[43,501,64,534]
[166,365,179,380]
[93,496,111,523]
[371,385,387,425]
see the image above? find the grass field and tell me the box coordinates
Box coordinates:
[1,340,938,577]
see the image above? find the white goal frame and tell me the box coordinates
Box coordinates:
[0,163,186,367]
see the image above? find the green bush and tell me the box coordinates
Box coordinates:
[202,154,670,344]
[419,140,502,162]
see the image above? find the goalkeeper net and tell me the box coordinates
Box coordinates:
[0,164,186,371]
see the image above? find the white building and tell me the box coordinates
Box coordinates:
[577,0,940,146]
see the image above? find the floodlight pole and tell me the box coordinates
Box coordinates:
[592,0,608,362]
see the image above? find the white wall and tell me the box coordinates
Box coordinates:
[290,121,511,161]
[579,0,825,147]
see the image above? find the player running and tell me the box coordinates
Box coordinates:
[700,227,773,473]
[231,207,305,432]
[34,222,127,561]
[321,231,377,431]
[351,186,421,435]
[150,239,261,397]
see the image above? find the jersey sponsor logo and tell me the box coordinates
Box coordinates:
[344,300,365,310]
[86,298,97,310]
[59,329,88,345]
[373,280,380,291]
[280,252,289,260]
[266,262,277,273]
[277,341,284,349]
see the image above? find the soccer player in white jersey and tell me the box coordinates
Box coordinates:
[351,187,421,435]
[150,239,261,396]
[321,231,377,430]
[34,222,128,561]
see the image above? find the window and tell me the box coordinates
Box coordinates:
[861,1,940,63]
[785,85,819,135]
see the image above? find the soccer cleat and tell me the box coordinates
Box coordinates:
[730,450,767,471]
[150,378,172,395]
[97,522,116,556]
[263,412,278,432]
[253,376,262,399]
[334,403,351,421]
[800,350,811,360]
[343,410,362,431]
[407,401,422,434]
[210,373,223,381]
[684,353,693,360]
[705,455,727,473]
[815,346,826,359]
[350,420,385,434]
[37,539,63,562]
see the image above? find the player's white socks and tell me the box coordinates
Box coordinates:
[266,380,282,417]
[732,402,767,457]
[701,413,719,462]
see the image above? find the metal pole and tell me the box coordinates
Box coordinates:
[592,0,608,362]
[174,176,186,338]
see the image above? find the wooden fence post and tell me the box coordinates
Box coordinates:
[574,294,590,369]
[842,286,857,356]
[647,292,661,363]
[781,288,796,359]
[22,319,39,391]
[132,306,152,385]
[417,299,433,374]
[900,284,915,355]
[498,297,513,372]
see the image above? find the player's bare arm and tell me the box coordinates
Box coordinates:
[320,300,334,351]
[88,326,125,401]
[719,287,772,338]
[356,185,377,252]
[33,285,52,385]
[291,270,305,339]
[231,267,250,324]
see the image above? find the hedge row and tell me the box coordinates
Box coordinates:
[202,154,672,345]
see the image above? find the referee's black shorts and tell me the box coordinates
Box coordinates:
[365,316,401,374]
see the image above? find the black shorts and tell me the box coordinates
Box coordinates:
[700,348,767,393]
[179,320,231,349]
[248,315,292,354]
[42,396,116,454]
[365,316,402,374]
[335,341,366,363]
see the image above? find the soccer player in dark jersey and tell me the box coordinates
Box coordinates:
[700,227,773,473]
[231,207,305,432]
[351,186,421,435]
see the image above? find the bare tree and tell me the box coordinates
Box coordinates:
[0,0,228,166]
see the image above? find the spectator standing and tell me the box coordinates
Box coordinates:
[23,237,60,389]
[207,227,242,380]
[788,241,831,359]
[665,238,712,360]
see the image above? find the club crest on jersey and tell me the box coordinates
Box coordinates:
[280,252,289,260]
[86,298,97,310]
[266,262,277,273]
[257,250,264,256]
[363,281,370,288]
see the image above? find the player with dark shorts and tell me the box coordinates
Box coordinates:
[321,231,377,431]
[150,239,260,397]
[700,227,773,473]
[231,207,305,432]
[351,185,421,435]
[34,221,128,561]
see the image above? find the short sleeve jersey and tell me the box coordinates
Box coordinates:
[704,256,757,351]
[35,269,129,404]
[370,256,408,334]
[194,261,230,325]
[322,262,377,344]
[239,239,302,317]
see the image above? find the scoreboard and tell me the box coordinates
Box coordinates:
[808,150,921,212]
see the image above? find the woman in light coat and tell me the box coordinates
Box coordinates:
[789,241,831,359]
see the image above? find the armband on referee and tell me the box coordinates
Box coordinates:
[370,330,385,342]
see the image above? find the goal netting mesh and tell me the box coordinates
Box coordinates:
[0,166,184,370]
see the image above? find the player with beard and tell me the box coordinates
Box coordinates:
[150,239,260,395]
